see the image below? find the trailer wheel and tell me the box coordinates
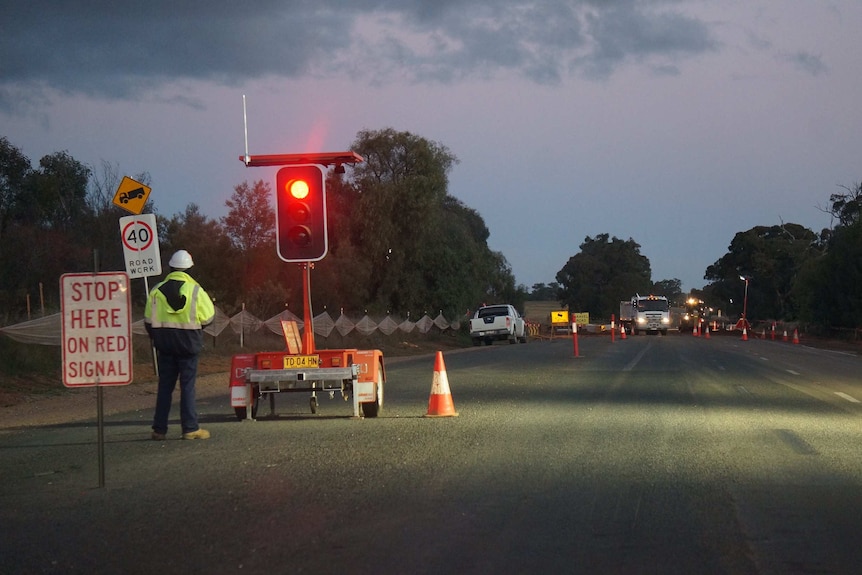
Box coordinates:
[234,391,259,421]
[360,368,384,418]
[310,396,318,414]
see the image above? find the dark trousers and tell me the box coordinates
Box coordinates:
[152,352,200,434]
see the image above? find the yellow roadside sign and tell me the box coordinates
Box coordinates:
[112,176,151,215]
[572,312,590,325]
[550,311,568,324]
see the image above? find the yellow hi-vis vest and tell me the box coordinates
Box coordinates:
[144,272,215,356]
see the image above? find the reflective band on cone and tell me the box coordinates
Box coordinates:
[426,351,459,417]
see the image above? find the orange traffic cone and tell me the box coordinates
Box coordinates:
[425,351,459,417]
[704,325,711,339]
[760,328,766,339]
[621,325,627,340]
[783,330,789,342]
[741,327,748,341]
[693,325,699,337]
[792,329,800,344]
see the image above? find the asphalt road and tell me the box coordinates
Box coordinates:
[2,334,862,574]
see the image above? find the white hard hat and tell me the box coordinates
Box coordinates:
[169,249,194,270]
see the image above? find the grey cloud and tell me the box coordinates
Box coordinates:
[779,51,828,76]
[579,6,717,78]
[0,0,718,108]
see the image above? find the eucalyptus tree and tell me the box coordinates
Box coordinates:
[160,204,241,312]
[556,234,652,318]
[0,137,33,317]
[704,223,820,321]
[219,179,293,317]
[796,183,862,327]
[0,137,32,244]
[345,128,458,314]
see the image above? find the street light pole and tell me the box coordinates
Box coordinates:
[738,275,750,330]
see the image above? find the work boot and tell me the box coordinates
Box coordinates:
[182,428,211,440]
[151,431,167,441]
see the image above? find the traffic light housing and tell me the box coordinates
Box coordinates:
[275,165,327,262]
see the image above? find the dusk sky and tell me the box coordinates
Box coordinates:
[2,1,860,293]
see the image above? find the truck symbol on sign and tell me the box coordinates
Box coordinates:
[120,187,146,204]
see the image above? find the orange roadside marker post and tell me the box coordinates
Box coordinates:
[425,351,459,417]
[572,317,580,358]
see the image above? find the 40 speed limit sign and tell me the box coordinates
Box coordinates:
[119,214,162,279]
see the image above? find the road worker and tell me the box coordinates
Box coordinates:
[145,249,215,440]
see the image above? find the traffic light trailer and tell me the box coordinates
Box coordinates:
[228,347,385,421]
[232,150,384,422]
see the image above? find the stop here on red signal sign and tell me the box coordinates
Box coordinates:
[60,272,132,387]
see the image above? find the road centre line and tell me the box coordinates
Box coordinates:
[786,369,800,375]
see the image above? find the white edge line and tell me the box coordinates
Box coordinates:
[834,392,860,404]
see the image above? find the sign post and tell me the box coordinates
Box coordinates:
[550,310,568,339]
[571,313,580,358]
[61,272,132,487]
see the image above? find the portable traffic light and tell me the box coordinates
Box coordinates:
[275,165,327,262]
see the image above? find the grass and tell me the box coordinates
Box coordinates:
[0,338,66,406]
[523,301,567,323]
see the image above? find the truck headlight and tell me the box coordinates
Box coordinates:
[662,317,670,324]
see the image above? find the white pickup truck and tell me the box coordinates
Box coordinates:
[469,304,527,345]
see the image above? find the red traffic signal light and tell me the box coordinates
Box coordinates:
[275,165,327,262]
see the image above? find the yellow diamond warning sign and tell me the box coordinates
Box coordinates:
[112,176,151,215]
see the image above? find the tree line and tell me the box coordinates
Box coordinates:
[548,183,862,331]
[2,128,859,331]
[0,129,523,325]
